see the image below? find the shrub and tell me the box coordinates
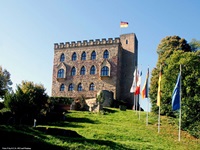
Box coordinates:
[96,91,105,104]
[74,95,88,111]
[49,97,73,105]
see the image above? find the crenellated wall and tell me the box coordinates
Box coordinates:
[54,38,120,49]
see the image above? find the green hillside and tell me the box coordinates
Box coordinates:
[0,108,199,150]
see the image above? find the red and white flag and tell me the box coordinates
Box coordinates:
[135,71,142,95]
[130,68,139,93]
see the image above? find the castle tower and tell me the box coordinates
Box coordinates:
[51,33,138,107]
[120,33,138,105]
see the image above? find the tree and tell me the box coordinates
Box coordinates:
[157,36,191,66]
[0,66,12,98]
[189,39,200,52]
[149,35,200,138]
[4,81,49,123]
[150,36,191,114]
[162,51,200,138]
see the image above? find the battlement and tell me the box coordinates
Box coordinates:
[54,37,120,49]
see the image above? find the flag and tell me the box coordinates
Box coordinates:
[141,68,149,99]
[120,21,128,28]
[135,71,142,95]
[157,70,161,106]
[130,69,138,93]
[172,73,181,111]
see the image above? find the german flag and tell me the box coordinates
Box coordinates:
[120,21,128,28]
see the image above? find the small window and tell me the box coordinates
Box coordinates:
[90,65,96,75]
[57,69,64,78]
[101,66,109,76]
[103,50,109,59]
[80,66,86,75]
[126,40,128,44]
[72,52,77,61]
[91,51,96,60]
[60,53,65,62]
[81,52,86,60]
[68,83,73,91]
[77,83,82,91]
[71,67,76,76]
[60,84,65,91]
[89,83,95,91]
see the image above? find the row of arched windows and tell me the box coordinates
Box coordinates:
[71,66,95,76]
[60,50,109,62]
[60,83,95,91]
[57,66,109,78]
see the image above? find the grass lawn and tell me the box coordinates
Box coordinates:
[0,108,199,150]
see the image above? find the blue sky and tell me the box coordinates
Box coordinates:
[0,0,200,111]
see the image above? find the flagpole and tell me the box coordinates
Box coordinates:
[139,95,141,120]
[146,98,149,126]
[146,67,149,126]
[158,105,161,133]
[139,66,142,119]
[134,95,136,111]
[158,65,161,133]
[135,66,138,114]
[136,95,138,114]
[178,64,182,141]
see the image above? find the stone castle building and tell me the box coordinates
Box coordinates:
[51,33,138,106]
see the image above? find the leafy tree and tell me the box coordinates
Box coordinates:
[4,81,49,123]
[189,39,200,51]
[0,66,12,98]
[150,35,200,138]
[150,36,191,114]
[163,51,200,138]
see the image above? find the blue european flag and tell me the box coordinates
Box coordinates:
[172,73,181,111]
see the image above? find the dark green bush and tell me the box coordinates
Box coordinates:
[49,97,73,105]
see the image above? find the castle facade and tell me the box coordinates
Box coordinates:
[51,33,138,105]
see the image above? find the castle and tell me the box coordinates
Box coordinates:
[51,33,138,106]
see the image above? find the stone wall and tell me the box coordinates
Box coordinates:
[51,33,138,106]
[52,38,121,100]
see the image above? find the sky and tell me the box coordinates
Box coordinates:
[0,0,200,111]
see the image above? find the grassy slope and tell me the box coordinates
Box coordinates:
[0,108,199,150]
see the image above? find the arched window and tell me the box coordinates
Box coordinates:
[72,52,77,61]
[60,84,65,91]
[81,51,86,60]
[101,66,109,76]
[77,83,82,91]
[68,83,73,91]
[91,51,96,60]
[103,50,109,59]
[90,65,96,75]
[89,83,95,91]
[71,67,76,76]
[57,69,64,78]
[80,66,86,75]
[60,53,65,62]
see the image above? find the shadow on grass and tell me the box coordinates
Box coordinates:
[45,121,84,128]
[65,117,100,124]
[0,127,67,150]
[35,126,83,138]
[103,107,118,113]
[59,137,134,150]
[0,126,132,150]
[34,126,130,149]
